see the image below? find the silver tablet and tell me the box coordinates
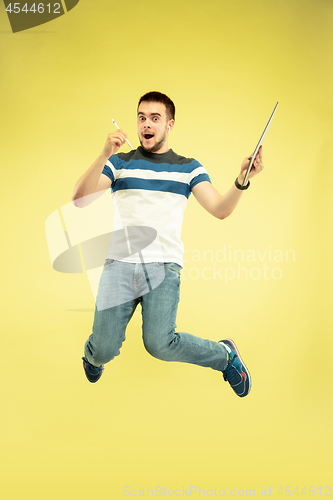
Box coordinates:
[242,102,279,186]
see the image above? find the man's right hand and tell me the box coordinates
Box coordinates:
[72,129,129,206]
[102,130,128,158]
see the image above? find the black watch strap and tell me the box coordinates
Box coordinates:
[235,177,250,190]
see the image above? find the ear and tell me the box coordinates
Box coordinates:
[168,119,175,133]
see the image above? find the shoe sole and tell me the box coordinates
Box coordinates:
[82,357,104,383]
[220,339,251,396]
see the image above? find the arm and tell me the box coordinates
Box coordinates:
[192,146,264,220]
[72,129,128,207]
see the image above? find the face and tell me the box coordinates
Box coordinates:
[137,101,174,154]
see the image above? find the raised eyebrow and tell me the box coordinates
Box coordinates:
[137,112,161,117]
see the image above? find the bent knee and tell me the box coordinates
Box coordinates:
[85,340,120,366]
[143,331,179,360]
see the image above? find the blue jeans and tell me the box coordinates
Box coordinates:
[84,260,228,371]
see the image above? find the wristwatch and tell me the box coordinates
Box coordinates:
[235,177,250,190]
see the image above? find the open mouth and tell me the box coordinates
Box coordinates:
[143,134,154,140]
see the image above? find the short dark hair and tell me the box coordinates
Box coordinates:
[138,91,175,120]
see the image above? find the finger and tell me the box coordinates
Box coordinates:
[109,132,127,145]
[116,134,127,145]
[255,159,264,170]
[109,130,127,140]
[114,129,128,139]
[241,160,251,174]
[254,153,263,168]
[114,130,127,141]
[258,145,263,162]
[254,146,262,160]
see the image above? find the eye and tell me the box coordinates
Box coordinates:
[139,116,145,121]
[153,116,159,121]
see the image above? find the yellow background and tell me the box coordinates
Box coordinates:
[0,0,332,498]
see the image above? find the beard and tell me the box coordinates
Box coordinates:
[139,129,168,153]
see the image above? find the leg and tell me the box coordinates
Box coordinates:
[141,263,228,372]
[84,260,139,367]
[85,299,138,366]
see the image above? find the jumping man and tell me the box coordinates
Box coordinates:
[72,91,264,397]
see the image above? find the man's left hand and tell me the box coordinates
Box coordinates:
[238,145,264,184]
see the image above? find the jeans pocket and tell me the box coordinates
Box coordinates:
[165,263,182,275]
[103,259,116,269]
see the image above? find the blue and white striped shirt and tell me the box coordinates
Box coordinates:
[102,147,211,267]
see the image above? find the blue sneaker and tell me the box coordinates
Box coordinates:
[219,339,251,397]
[82,357,104,383]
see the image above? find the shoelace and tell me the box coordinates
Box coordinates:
[223,356,241,384]
[83,359,102,373]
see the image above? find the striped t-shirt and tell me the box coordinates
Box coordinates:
[102,146,211,267]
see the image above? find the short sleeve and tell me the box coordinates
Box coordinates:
[189,160,211,191]
[101,154,119,186]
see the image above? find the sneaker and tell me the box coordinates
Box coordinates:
[82,357,104,383]
[219,339,251,397]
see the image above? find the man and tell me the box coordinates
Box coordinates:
[72,91,264,397]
